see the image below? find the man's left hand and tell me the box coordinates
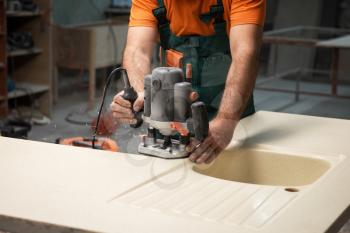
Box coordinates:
[187,117,237,164]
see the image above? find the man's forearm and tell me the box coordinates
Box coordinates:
[123,45,152,92]
[121,27,157,92]
[217,39,261,124]
[219,55,259,119]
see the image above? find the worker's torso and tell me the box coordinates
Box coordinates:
[154,0,255,119]
[160,0,233,36]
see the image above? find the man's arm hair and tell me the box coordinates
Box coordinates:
[217,24,262,123]
[123,27,158,92]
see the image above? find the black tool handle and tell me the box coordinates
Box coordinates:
[121,70,143,128]
[191,102,209,142]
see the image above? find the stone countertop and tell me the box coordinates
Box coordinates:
[0,111,350,233]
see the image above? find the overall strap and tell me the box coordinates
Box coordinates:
[152,0,171,50]
[200,0,225,25]
[156,0,164,7]
[153,0,167,25]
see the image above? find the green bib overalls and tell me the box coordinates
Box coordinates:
[153,0,255,120]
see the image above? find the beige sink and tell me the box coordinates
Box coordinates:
[193,146,332,187]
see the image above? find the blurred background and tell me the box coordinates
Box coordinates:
[0,0,350,152]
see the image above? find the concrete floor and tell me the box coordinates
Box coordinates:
[26,79,350,232]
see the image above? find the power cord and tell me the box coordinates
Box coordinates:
[92,67,126,149]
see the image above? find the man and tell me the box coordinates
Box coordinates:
[110,0,265,164]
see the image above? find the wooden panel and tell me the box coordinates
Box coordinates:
[53,25,92,69]
[53,20,128,69]
[87,23,128,68]
[52,20,128,109]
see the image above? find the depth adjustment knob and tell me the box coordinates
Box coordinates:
[152,78,162,91]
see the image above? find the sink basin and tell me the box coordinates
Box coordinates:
[193,146,331,186]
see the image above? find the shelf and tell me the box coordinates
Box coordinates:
[8,47,42,57]
[0,83,49,101]
[0,0,52,117]
[105,7,130,15]
[6,10,42,17]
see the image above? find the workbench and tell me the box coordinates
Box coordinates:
[260,26,350,101]
[0,111,350,233]
[317,35,350,96]
[53,20,128,109]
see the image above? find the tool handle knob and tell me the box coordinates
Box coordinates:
[122,80,143,128]
[191,102,209,142]
[130,112,143,128]
[121,69,138,103]
[122,87,138,103]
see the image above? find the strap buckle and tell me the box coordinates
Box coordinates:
[200,4,224,24]
[210,5,224,22]
[152,7,169,26]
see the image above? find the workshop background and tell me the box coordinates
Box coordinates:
[0,0,349,231]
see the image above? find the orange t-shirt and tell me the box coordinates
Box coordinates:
[129,0,266,36]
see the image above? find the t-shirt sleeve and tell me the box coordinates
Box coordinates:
[129,0,158,28]
[230,0,266,27]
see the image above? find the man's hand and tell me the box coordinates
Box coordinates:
[187,117,237,164]
[187,25,262,164]
[109,27,157,125]
[110,91,144,124]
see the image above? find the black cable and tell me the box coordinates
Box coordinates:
[92,67,126,149]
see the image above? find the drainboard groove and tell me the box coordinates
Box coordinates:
[128,187,165,207]
[223,187,278,225]
[108,163,184,203]
[243,189,298,228]
[169,180,217,213]
[171,182,224,214]
[132,177,205,208]
[144,178,208,211]
[118,183,160,204]
[189,184,242,217]
[203,185,260,222]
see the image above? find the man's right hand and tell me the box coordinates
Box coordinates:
[110,91,144,124]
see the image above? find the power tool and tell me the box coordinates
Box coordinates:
[92,66,208,159]
[135,67,209,159]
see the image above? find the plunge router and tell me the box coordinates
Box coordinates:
[123,67,209,159]
[90,67,208,159]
